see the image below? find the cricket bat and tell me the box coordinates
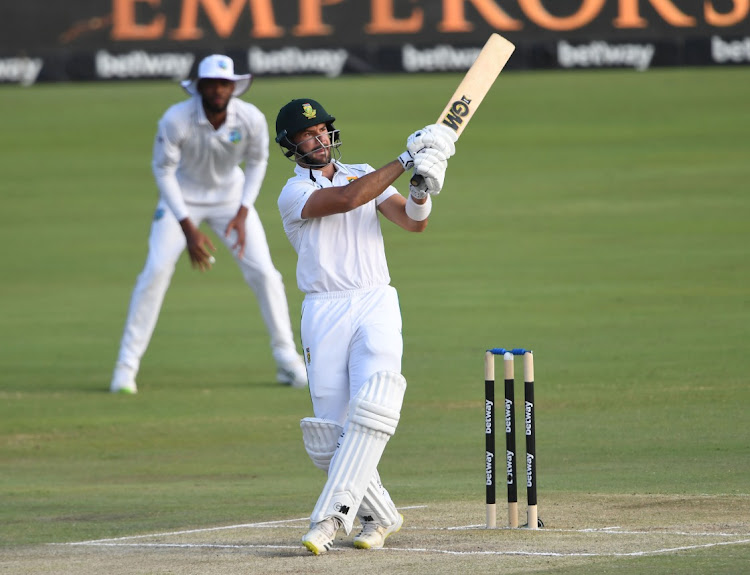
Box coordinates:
[411,33,515,186]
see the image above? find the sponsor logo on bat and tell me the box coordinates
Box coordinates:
[441,95,472,131]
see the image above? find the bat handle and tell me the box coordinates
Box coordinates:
[410,173,424,187]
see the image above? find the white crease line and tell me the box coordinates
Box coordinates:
[62,506,429,546]
[72,542,309,551]
[418,525,750,538]
[64,522,750,545]
[546,528,750,538]
[57,538,750,557]
[63,517,311,545]
[364,538,750,557]
[612,538,750,557]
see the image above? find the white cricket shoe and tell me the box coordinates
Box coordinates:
[353,513,404,550]
[276,355,308,388]
[110,364,138,394]
[301,516,342,555]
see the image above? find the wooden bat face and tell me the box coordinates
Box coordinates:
[410,34,514,187]
[436,34,516,139]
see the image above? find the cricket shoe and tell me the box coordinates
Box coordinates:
[353,513,404,550]
[302,516,342,555]
[110,364,137,394]
[276,355,308,388]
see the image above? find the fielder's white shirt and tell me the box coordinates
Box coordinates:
[152,96,269,221]
[278,161,399,294]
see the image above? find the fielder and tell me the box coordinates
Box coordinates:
[275,98,455,553]
[110,55,307,394]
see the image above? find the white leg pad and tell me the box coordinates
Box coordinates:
[357,470,400,527]
[309,371,406,533]
[300,418,342,472]
[300,418,400,527]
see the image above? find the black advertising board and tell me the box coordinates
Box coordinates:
[1,0,749,84]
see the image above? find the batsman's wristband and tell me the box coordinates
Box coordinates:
[405,193,432,221]
[397,151,414,171]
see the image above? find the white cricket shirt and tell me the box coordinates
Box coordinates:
[152,95,269,221]
[278,161,399,294]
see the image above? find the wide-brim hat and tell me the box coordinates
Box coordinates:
[181,54,252,97]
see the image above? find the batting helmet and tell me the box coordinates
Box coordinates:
[275,98,339,160]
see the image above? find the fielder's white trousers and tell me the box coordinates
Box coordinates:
[115,200,299,373]
[300,284,403,425]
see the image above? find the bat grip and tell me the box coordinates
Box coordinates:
[410,173,424,187]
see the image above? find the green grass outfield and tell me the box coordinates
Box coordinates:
[1,68,749,573]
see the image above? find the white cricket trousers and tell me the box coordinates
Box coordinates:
[300,285,403,424]
[115,200,299,373]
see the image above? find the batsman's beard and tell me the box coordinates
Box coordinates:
[300,146,331,168]
[295,131,341,168]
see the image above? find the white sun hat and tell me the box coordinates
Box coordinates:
[180,54,252,97]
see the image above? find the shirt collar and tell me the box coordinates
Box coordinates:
[293,160,344,181]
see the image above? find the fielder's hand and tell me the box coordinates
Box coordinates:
[180,218,216,271]
[407,124,457,159]
[413,148,448,195]
[225,205,249,258]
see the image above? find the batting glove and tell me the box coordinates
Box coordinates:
[413,148,448,195]
[407,124,457,159]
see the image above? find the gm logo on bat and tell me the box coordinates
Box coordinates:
[441,95,472,132]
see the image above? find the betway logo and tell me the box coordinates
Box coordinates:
[505,398,513,433]
[485,399,493,434]
[712,36,750,63]
[506,449,515,484]
[527,453,535,487]
[0,58,43,86]
[96,51,194,79]
[248,47,347,77]
[525,401,534,436]
[558,40,655,71]
[403,44,481,72]
[486,450,494,486]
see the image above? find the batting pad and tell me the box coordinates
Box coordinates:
[356,469,401,528]
[300,417,342,472]
[309,371,406,533]
[300,417,401,528]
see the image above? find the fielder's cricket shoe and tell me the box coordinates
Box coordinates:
[110,364,138,394]
[302,516,342,555]
[353,513,404,550]
[276,355,308,388]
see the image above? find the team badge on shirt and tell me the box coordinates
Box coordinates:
[302,103,316,119]
[306,347,311,364]
[346,176,358,183]
[228,129,241,144]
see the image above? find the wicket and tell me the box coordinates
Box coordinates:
[484,348,539,529]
